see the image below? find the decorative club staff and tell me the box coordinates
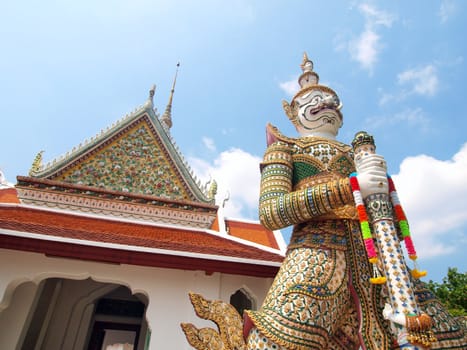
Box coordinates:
[349,131,436,349]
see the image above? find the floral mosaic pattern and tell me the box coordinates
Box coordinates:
[55,121,190,200]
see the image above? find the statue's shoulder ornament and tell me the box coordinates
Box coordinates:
[265,123,355,176]
[266,123,350,151]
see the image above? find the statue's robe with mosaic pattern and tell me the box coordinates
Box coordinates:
[243,125,467,350]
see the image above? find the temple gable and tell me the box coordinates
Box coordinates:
[16,87,218,228]
[52,116,191,200]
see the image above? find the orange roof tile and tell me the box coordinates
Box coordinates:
[0,206,283,264]
[0,188,20,204]
[210,215,220,231]
[227,219,279,249]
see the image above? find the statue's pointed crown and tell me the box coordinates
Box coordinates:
[298,52,320,88]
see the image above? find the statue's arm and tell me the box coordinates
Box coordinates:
[258,142,354,230]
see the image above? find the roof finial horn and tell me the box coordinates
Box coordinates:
[144,84,157,110]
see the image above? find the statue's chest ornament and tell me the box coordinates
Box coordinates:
[292,143,355,176]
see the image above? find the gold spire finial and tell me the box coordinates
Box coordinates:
[160,62,180,131]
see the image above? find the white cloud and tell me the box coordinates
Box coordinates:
[359,3,396,27]
[349,29,380,71]
[439,0,457,23]
[392,143,467,258]
[346,3,396,73]
[279,76,300,97]
[221,127,235,135]
[393,108,430,128]
[379,64,439,105]
[202,137,216,151]
[378,91,394,105]
[365,107,430,131]
[189,148,262,219]
[398,65,439,97]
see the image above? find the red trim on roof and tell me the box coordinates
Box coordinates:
[0,236,279,277]
[0,206,283,265]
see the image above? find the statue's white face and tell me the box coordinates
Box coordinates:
[294,90,342,138]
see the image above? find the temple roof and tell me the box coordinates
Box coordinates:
[0,205,283,277]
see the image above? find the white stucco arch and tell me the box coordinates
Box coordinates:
[0,276,32,312]
[0,252,154,303]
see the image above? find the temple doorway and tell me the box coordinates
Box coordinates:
[87,292,146,350]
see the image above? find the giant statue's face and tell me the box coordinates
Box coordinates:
[293,89,342,137]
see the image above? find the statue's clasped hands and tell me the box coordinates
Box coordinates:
[355,153,388,199]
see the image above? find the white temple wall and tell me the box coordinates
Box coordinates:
[0,248,274,350]
[0,281,38,349]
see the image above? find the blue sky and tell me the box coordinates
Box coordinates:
[0,1,466,282]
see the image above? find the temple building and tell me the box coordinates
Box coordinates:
[0,78,285,349]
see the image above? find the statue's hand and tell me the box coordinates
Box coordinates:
[356,153,388,199]
[382,303,407,327]
[383,303,393,320]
